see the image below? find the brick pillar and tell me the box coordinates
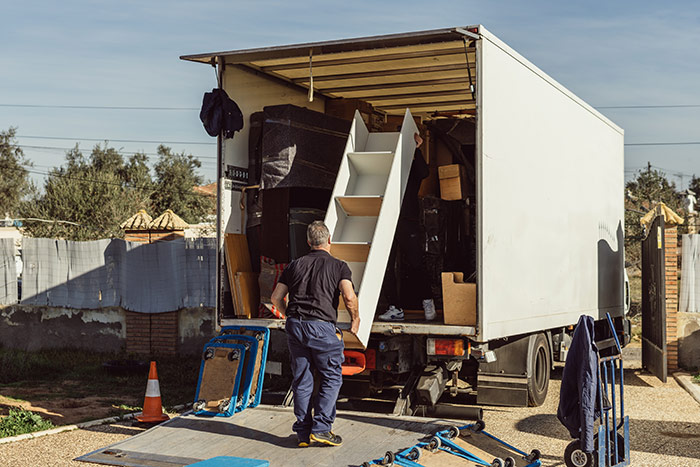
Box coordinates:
[665,226,679,371]
[151,312,178,355]
[126,312,151,355]
[125,311,179,356]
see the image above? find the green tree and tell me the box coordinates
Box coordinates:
[150,145,213,224]
[687,176,700,202]
[0,128,32,217]
[625,165,683,267]
[21,144,152,240]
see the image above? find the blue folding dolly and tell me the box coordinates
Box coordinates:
[208,334,260,412]
[220,325,270,408]
[193,342,248,417]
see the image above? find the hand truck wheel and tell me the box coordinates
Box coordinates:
[564,439,594,467]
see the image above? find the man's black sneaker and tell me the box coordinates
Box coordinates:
[298,437,311,448]
[310,431,343,446]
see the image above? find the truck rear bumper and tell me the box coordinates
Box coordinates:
[220,318,476,337]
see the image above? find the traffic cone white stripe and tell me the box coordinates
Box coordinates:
[145,379,161,398]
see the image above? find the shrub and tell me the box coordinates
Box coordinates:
[0,409,54,438]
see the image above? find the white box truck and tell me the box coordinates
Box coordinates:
[181,25,628,409]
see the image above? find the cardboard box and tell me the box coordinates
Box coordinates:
[438,164,467,200]
[441,272,476,325]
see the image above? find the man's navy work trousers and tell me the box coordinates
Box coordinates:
[285,317,344,438]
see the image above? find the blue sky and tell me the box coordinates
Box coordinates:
[2,1,699,188]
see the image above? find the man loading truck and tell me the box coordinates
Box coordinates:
[271,221,360,447]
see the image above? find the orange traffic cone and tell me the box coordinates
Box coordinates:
[136,361,170,423]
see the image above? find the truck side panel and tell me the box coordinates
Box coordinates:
[478,29,625,342]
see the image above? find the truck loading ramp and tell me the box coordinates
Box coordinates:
[76,406,463,467]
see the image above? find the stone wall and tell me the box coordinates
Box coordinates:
[679,311,700,370]
[0,305,216,355]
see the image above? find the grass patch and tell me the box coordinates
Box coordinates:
[0,347,201,409]
[693,374,700,385]
[0,408,54,438]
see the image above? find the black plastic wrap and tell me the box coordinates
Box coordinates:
[260,105,350,190]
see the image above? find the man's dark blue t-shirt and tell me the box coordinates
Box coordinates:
[279,249,352,324]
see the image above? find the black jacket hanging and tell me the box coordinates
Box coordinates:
[199,88,243,138]
[557,314,600,452]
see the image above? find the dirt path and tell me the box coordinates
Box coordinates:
[0,381,141,425]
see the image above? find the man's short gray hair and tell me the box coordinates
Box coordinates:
[307,221,330,247]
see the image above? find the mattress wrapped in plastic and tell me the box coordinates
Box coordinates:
[260,104,350,190]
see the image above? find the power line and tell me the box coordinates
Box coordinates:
[597,104,700,109]
[17,144,218,161]
[17,135,216,146]
[3,165,216,197]
[625,142,700,147]
[1,104,198,111]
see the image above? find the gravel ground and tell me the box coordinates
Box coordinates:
[1,344,699,466]
[476,347,700,467]
[0,422,146,467]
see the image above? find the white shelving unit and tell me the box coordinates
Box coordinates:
[324,109,419,349]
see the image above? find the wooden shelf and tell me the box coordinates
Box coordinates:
[330,242,370,263]
[336,196,383,217]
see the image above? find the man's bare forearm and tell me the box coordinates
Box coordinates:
[271,283,289,316]
[344,297,359,322]
[272,298,287,315]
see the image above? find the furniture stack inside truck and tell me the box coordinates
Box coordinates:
[225,98,477,330]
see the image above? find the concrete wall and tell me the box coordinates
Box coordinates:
[178,307,217,355]
[0,305,216,355]
[679,311,700,370]
[0,305,126,352]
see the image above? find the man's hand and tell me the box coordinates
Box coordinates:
[414,132,423,148]
[350,317,360,336]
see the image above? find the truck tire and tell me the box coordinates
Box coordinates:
[527,333,550,406]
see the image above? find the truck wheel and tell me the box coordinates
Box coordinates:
[527,333,550,406]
